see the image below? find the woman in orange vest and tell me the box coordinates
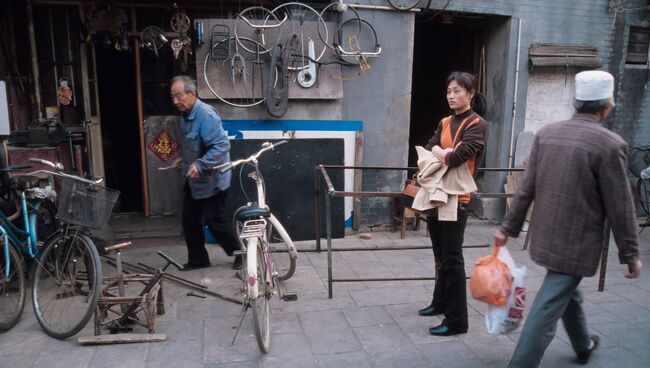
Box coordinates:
[418,71,488,336]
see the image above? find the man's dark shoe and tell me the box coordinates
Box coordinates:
[418,305,444,316]
[428,323,467,336]
[180,262,211,271]
[232,255,243,270]
[577,335,600,364]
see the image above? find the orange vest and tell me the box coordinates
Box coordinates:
[440,114,480,203]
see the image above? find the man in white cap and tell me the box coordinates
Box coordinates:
[494,70,642,367]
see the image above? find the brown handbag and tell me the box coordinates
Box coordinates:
[401,178,420,208]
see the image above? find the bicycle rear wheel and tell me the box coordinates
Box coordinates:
[32,231,101,339]
[249,240,271,353]
[267,216,296,281]
[0,240,26,331]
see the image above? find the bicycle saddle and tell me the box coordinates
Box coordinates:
[10,175,40,190]
[236,206,271,221]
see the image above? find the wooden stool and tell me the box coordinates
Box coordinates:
[95,242,165,335]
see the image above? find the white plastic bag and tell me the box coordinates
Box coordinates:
[485,246,527,334]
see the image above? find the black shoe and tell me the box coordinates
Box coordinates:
[577,335,600,364]
[232,255,243,270]
[180,262,211,271]
[428,323,467,336]
[418,305,444,316]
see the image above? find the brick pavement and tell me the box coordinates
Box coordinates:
[0,221,648,368]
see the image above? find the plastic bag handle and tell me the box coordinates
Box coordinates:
[492,243,500,257]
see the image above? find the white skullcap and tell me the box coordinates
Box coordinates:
[575,70,614,101]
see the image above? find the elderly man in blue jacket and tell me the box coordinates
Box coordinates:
[170,76,241,270]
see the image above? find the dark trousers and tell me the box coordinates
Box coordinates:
[427,208,469,330]
[508,271,589,368]
[182,186,239,266]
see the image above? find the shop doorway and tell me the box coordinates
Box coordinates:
[95,45,142,213]
[408,14,512,175]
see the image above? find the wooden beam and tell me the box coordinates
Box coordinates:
[78,333,166,345]
[134,39,150,216]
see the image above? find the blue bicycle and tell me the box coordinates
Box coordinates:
[0,159,118,338]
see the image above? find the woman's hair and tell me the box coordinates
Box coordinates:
[446,71,487,117]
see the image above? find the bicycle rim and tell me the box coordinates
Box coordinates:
[0,241,26,331]
[267,217,296,281]
[638,178,650,215]
[32,232,101,339]
[249,241,270,353]
[386,0,421,11]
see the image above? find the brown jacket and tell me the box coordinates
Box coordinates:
[500,113,639,277]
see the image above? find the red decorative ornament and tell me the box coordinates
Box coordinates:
[148,130,179,162]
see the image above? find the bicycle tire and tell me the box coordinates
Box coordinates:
[267,215,297,281]
[318,2,361,52]
[637,178,650,216]
[32,231,101,339]
[248,239,270,353]
[0,240,26,331]
[386,0,421,11]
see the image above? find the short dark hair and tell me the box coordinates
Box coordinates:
[170,75,197,93]
[446,71,487,117]
[573,98,610,114]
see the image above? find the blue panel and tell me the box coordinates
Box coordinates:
[222,120,363,133]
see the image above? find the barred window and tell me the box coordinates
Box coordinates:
[626,27,650,67]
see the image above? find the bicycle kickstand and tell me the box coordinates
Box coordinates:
[230,301,249,346]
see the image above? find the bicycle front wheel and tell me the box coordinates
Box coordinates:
[249,240,271,353]
[0,240,26,331]
[32,231,101,339]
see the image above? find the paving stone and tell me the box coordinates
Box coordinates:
[33,348,94,368]
[417,340,483,368]
[315,351,372,368]
[342,306,395,328]
[205,361,259,368]
[88,343,149,368]
[147,337,204,367]
[298,310,361,355]
[350,285,430,307]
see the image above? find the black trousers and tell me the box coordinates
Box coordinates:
[182,185,239,266]
[427,207,469,330]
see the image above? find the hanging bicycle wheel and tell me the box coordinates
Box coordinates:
[249,241,270,353]
[270,2,328,71]
[637,178,650,216]
[318,2,361,52]
[203,36,278,108]
[267,216,296,281]
[32,231,101,339]
[386,0,421,11]
[0,240,26,331]
[334,18,381,65]
[234,6,280,56]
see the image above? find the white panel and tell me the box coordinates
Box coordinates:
[0,81,10,135]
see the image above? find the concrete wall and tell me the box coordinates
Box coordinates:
[206,0,649,226]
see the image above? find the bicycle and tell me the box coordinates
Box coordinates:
[629,145,650,233]
[0,158,118,338]
[216,140,298,353]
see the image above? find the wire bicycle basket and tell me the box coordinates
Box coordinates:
[57,177,120,229]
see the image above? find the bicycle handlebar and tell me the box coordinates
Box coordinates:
[158,250,183,271]
[215,140,288,173]
[24,158,103,185]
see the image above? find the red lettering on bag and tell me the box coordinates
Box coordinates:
[514,286,526,308]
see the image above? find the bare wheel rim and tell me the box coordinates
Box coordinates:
[0,241,26,331]
[250,243,270,353]
[234,6,280,55]
[318,2,361,52]
[270,2,328,71]
[203,36,278,108]
[32,232,101,339]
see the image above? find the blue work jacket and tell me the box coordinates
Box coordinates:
[180,99,231,199]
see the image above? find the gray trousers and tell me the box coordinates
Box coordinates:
[508,270,591,368]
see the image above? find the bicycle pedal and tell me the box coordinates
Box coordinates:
[281,292,298,302]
